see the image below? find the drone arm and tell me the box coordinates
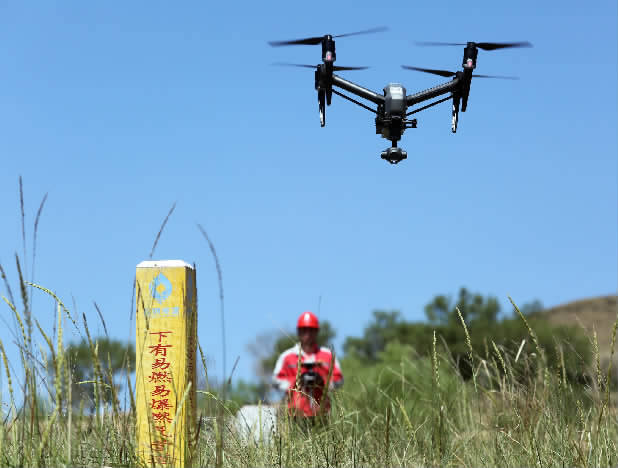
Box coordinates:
[331,89,377,113]
[406,78,461,106]
[406,94,452,116]
[332,74,385,105]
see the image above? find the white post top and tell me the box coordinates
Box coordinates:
[136,260,194,269]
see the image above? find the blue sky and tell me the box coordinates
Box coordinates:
[1,1,616,395]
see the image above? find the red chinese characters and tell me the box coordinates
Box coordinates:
[148,330,176,463]
[148,371,172,383]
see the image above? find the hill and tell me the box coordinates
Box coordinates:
[539,294,617,358]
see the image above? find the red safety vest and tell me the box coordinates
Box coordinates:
[272,343,344,417]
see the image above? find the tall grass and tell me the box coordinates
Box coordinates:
[1,180,615,466]
[193,307,618,468]
[0,277,615,466]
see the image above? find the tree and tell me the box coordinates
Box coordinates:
[344,310,434,361]
[343,288,590,383]
[424,287,500,326]
[61,337,135,409]
[519,299,544,316]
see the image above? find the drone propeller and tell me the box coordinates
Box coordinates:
[472,73,519,79]
[401,65,454,77]
[333,26,389,38]
[401,65,518,79]
[273,62,369,71]
[269,26,388,46]
[415,41,532,51]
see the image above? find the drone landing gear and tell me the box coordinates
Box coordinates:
[381,142,407,164]
[452,94,460,133]
[318,90,326,127]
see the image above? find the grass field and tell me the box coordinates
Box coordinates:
[0,278,617,467]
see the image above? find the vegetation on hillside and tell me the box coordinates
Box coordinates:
[0,268,616,466]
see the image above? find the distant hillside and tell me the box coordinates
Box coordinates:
[538,295,617,357]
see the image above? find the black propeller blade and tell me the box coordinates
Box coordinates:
[269,37,324,47]
[269,26,388,47]
[273,62,315,68]
[333,65,369,71]
[472,73,519,80]
[401,65,518,80]
[401,66,455,77]
[415,41,532,51]
[273,62,369,71]
[332,26,389,38]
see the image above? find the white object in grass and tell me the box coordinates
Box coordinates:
[234,404,277,444]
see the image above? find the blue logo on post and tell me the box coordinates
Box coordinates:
[150,273,172,303]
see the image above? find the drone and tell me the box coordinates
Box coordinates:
[270,27,532,164]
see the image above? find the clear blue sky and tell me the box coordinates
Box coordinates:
[1,1,616,394]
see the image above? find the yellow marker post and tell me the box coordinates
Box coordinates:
[135,260,197,467]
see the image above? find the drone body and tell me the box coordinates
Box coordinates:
[271,29,531,164]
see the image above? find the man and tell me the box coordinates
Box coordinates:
[272,311,343,418]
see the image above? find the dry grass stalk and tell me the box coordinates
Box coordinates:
[0,263,16,309]
[94,302,109,337]
[456,306,476,393]
[18,176,27,279]
[55,301,64,411]
[28,282,79,332]
[0,339,16,416]
[15,255,31,352]
[510,296,546,365]
[30,192,48,302]
[2,297,27,350]
[149,201,176,259]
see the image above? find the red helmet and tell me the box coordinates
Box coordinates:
[297,311,319,329]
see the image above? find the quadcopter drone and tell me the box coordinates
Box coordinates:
[270,27,532,164]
